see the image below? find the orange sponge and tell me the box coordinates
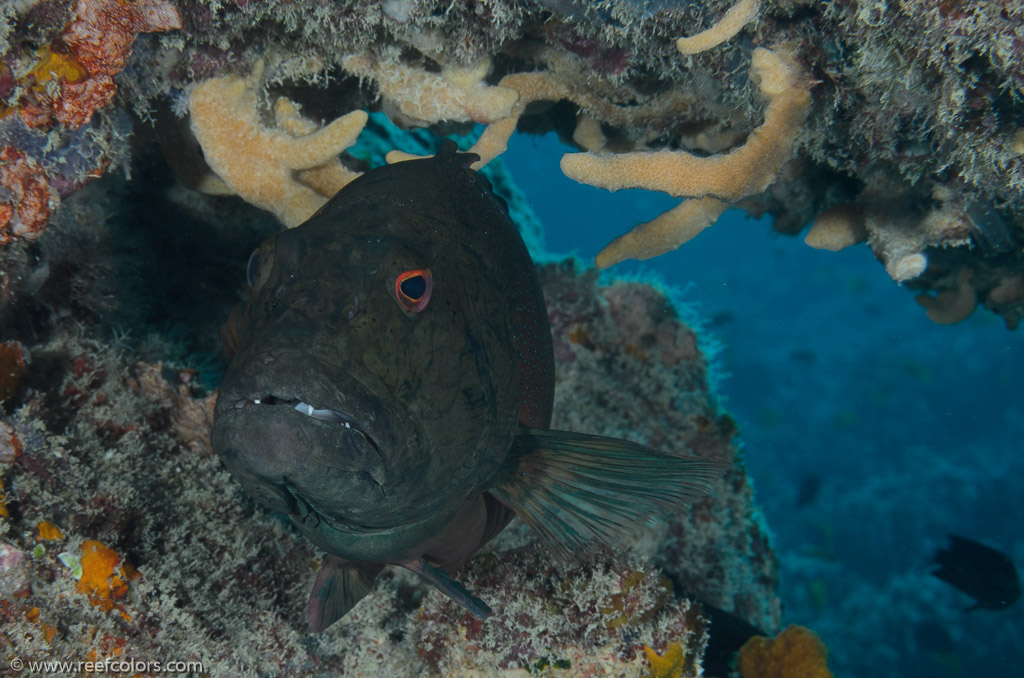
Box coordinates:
[75,540,139,620]
[737,625,833,678]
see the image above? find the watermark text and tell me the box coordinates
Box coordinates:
[10,656,205,674]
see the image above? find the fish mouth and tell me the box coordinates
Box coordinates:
[231,394,381,453]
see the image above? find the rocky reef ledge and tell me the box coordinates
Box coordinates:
[1,249,775,675]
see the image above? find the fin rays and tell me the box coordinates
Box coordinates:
[307,556,383,632]
[493,428,725,561]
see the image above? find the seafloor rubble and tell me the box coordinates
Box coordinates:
[3,0,1024,329]
[0,151,776,674]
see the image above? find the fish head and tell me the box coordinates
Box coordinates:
[212,151,523,562]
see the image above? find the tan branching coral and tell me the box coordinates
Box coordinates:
[915,268,976,325]
[458,63,644,167]
[384,46,716,171]
[189,66,367,227]
[454,70,573,167]
[385,115,519,170]
[676,0,761,55]
[984,274,1024,329]
[597,197,731,268]
[885,253,929,283]
[804,204,867,251]
[186,8,808,274]
[385,67,563,169]
[340,55,518,127]
[343,54,530,170]
[561,47,811,267]
[273,98,363,196]
[187,18,810,279]
[573,115,607,152]
[508,44,727,132]
[382,67,563,169]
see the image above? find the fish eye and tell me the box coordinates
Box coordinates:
[395,268,432,313]
[246,250,261,287]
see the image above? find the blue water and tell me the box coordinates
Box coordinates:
[503,132,1024,676]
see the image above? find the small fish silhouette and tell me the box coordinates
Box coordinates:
[931,534,1021,611]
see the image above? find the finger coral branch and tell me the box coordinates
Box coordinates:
[274,98,362,194]
[915,268,976,325]
[984,274,1024,329]
[573,116,607,152]
[676,0,761,55]
[462,70,580,167]
[341,55,518,126]
[562,48,809,201]
[189,67,367,227]
[385,71,554,170]
[566,47,811,267]
[596,198,729,268]
[804,204,867,251]
[386,56,693,172]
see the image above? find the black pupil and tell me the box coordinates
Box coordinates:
[400,275,426,301]
[246,251,261,286]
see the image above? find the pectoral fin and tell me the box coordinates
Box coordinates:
[490,427,726,560]
[307,555,384,632]
[403,558,493,618]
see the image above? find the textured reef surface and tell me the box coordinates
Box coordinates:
[2,0,1024,328]
[0,158,775,673]
[7,0,1020,674]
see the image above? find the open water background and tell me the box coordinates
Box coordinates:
[503,132,1024,677]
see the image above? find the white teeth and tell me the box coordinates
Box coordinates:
[242,397,359,430]
[292,400,357,428]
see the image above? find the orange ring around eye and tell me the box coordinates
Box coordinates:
[396,268,433,312]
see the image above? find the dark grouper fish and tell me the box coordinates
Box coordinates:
[212,140,725,632]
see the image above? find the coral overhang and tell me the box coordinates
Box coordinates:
[3,0,1024,326]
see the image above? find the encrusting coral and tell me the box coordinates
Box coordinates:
[0,147,56,244]
[73,539,139,621]
[0,0,181,242]
[643,642,687,678]
[3,0,182,129]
